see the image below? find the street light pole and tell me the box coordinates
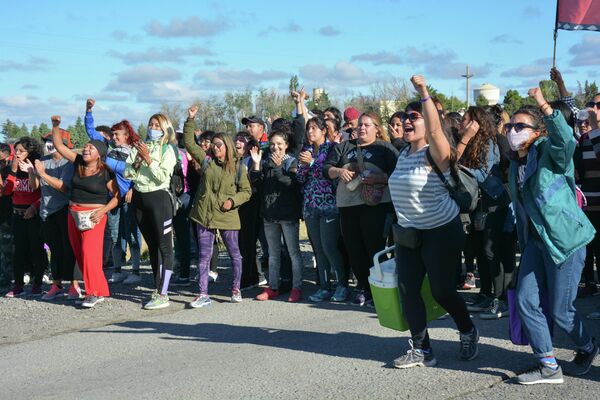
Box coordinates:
[461,65,474,107]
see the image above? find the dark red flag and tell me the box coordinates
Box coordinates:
[556,0,600,31]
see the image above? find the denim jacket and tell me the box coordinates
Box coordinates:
[508,110,595,264]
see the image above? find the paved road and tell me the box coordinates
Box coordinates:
[1,283,599,400]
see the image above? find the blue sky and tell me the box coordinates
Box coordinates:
[1,0,599,128]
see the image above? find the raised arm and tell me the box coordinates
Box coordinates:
[84,99,106,142]
[183,105,206,163]
[33,159,69,193]
[411,75,451,171]
[51,116,78,163]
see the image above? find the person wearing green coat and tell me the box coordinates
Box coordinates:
[183,105,251,307]
[508,87,597,385]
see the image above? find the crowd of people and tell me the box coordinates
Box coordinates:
[0,69,599,385]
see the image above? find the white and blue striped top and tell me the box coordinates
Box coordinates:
[389,145,459,229]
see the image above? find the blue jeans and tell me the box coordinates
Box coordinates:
[263,220,303,290]
[516,239,591,358]
[304,214,345,290]
[108,202,141,272]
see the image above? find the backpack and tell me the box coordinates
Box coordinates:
[162,144,185,214]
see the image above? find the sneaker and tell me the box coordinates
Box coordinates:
[144,292,170,310]
[480,298,509,320]
[459,327,479,361]
[108,272,127,283]
[231,290,243,303]
[255,287,279,301]
[123,273,141,285]
[393,340,437,369]
[258,277,268,286]
[30,284,43,297]
[467,296,492,312]
[42,284,64,300]
[309,289,332,302]
[171,277,190,286]
[23,274,30,285]
[464,272,476,289]
[190,294,212,308]
[351,290,372,307]
[587,310,600,320]
[517,364,564,385]
[331,286,351,302]
[81,295,105,308]
[568,338,599,376]
[5,284,25,298]
[67,285,84,300]
[288,288,302,302]
[208,271,218,282]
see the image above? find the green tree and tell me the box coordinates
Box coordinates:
[503,89,524,115]
[307,90,333,111]
[38,123,50,138]
[289,75,300,93]
[539,80,559,102]
[224,89,253,132]
[475,94,489,107]
[30,125,40,139]
[255,88,294,122]
[19,123,29,137]
[137,123,147,140]
[1,119,19,138]
[574,80,599,107]
[70,116,87,147]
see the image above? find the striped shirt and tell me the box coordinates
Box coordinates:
[389,145,459,229]
[580,128,600,210]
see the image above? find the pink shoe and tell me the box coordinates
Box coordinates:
[5,284,25,298]
[255,288,279,301]
[42,284,64,300]
[67,285,84,300]
[288,288,302,303]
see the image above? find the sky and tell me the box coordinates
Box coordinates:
[1,0,599,128]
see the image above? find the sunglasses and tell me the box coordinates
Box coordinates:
[585,101,600,108]
[401,112,422,122]
[211,142,225,149]
[503,122,537,133]
[576,119,590,126]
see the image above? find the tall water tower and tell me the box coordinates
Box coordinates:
[473,83,500,105]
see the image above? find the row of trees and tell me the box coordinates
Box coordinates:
[2,77,598,143]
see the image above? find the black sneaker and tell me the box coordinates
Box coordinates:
[517,364,563,385]
[467,296,492,312]
[393,340,437,369]
[459,327,479,361]
[480,298,509,320]
[569,338,599,376]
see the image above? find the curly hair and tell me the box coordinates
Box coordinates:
[14,136,42,161]
[461,106,497,169]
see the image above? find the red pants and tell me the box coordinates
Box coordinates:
[68,205,110,297]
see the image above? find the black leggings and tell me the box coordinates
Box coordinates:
[339,203,392,293]
[42,206,75,282]
[12,211,48,286]
[396,215,474,349]
[583,211,600,283]
[132,190,174,293]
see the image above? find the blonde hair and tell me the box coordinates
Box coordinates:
[148,113,177,144]
[212,133,238,175]
[360,112,390,142]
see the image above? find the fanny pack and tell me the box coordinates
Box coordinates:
[69,209,97,231]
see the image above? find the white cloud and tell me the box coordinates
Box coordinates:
[194,68,289,89]
[500,58,552,78]
[259,21,302,36]
[145,16,231,37]
[299,61,388,92]
[351,51,402,65]
[0,57,53,72]
[569,35,600,67]
[108,46,215,64]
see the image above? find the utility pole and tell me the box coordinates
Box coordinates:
[461,65,474,107]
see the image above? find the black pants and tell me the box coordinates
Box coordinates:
[132,190,174,292]
[42,206,75,282]
[12,211,48,286]
[174,192,192,278]
[239,196,261,287]
[583,210,600,283]
[339,203,391,293]
[396,216,474,349]
[476,206,513,299]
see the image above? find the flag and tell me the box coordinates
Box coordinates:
[556,0,600,31]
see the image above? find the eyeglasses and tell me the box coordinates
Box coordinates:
[211,142,225,149]
[585,101,600,108]
[503,122,537,133]
[400,112,422,122]
[358,123,375,128]
[576,119,590,126]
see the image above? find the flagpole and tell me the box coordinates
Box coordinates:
[553,0,560,68]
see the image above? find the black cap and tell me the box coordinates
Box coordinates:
[89,140,108,159]
[241,115,265,126]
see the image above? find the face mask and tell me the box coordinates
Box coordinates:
[147,129,163,141]
[44,141,56,155]
[508,128,530,151]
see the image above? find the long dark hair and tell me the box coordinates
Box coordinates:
[461,106,497,169]
[14,137,42,178]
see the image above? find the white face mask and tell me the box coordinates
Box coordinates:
[508,128,530,151]
[147,129,163,141]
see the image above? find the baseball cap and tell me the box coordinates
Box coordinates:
[343,107,360,122]
[241,115,265,126]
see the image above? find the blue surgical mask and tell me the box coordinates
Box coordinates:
[147,129,163,141]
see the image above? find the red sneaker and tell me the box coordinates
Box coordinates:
[255,287,279,301]
[30,284,43,297]
[288,288,302,303]
[5,284,25,298]
[67,285,84,300]
[42,284,64,300]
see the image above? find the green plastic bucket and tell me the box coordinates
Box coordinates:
[369,246,447,332]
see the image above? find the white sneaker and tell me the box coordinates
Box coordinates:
[43,274,52,284]
[208,271,218,282]
[23,274,30,285]
[231,290,243,303]
[108,272,127,283]
[123,273,141,285]
[258,277,268,286]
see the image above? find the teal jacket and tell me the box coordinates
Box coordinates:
[508,110,595,264]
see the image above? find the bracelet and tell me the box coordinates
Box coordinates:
[420,95,431,103]
[540,102,552,110]
[459,140,469,146]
